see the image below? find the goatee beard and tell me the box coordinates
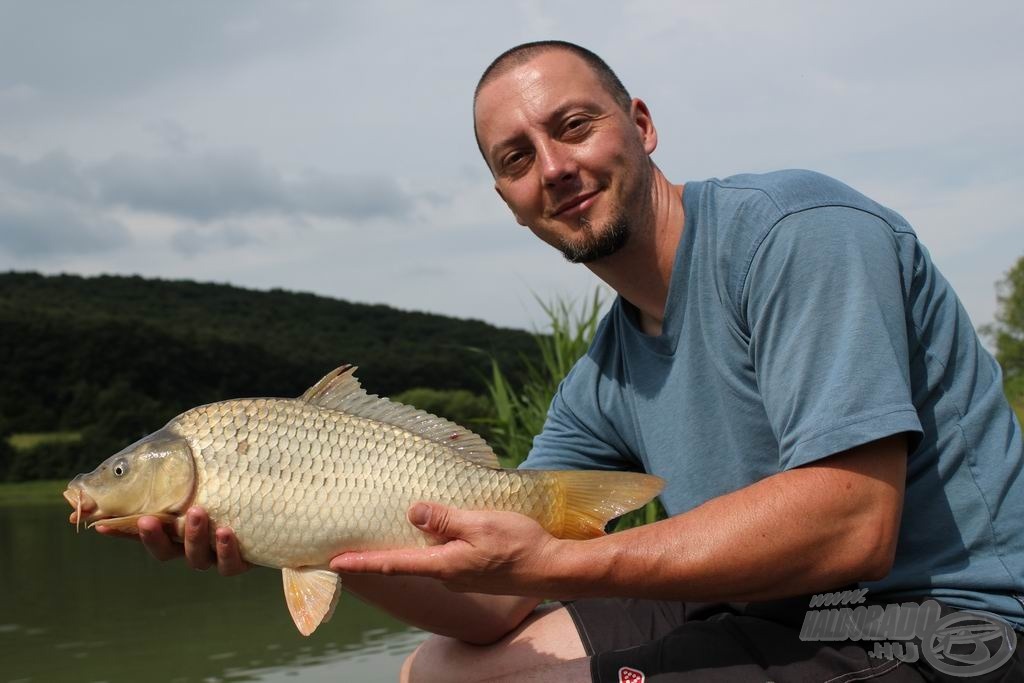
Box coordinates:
[558,214,631,264]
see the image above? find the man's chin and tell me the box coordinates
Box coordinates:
[559,219,631,263]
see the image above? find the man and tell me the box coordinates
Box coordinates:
[119,42,1024,681]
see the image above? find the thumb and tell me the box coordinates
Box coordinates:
[408,502,462,539]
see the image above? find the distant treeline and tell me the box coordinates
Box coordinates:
[0,271,537,481]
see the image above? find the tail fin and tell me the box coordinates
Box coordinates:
[546,471,664,540]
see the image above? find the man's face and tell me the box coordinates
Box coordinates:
[474,50,656,263]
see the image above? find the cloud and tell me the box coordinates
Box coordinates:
[92,150,286,221]
[0,145,420,263]
[286,169,414,221]
[170,224,261,257]
[92,149,415,222]
[0,3,348,106]
[0,151,93,202]
[0,199,129,258]
[0,84,37,104]
[0,147,416,225]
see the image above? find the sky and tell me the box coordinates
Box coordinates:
[1,1,1021,332]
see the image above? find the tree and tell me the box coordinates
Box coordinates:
[392,387,495,440]
[983,254,1024,406]
[0,435,14,481]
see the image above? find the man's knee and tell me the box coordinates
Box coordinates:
[399,605,587,682]
[400,635,474,683]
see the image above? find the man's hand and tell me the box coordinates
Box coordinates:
[330,503,565,596]
[95,507,250,577]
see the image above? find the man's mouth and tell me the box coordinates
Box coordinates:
[552,190,600,218]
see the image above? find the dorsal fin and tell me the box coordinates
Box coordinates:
[299,365,501,469]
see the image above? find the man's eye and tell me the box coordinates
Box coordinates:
[563,118,591,137]
[503,152,529,172]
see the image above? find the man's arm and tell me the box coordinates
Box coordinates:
[332,434,906,602]
[341,575,541,644]
[563,434,906,601]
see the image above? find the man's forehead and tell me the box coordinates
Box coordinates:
[474,51,609,135]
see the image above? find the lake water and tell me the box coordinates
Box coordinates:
[0,504,428,682]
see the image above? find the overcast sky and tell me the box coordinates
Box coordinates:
[1,1,1021,333]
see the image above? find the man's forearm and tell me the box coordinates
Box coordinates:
[341,573,541,644]
[550,436,907,602]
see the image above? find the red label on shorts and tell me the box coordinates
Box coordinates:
[618,667,645,683]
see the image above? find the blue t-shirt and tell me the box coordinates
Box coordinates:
[523,169,1024,626]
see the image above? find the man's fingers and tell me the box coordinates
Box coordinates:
[330,546,448,577]
[95,524,140,540]
[214,528,251,577]
[94,507,248,576]
[408,502,471,540]
[137,516,185,561]
[183,507,214,570]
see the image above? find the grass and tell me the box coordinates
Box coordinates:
[0,479,69,506]
[8,431,82,451]
[484,291,665,530]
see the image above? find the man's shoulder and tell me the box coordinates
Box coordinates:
[703,169,878,216]
[686,169,910,311]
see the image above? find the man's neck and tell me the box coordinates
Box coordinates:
[587,166,685,337]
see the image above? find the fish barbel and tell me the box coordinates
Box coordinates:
[64,365,663,635]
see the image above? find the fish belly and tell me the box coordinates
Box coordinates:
[174,399,549,569]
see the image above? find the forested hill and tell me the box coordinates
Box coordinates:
[0,271,536,480]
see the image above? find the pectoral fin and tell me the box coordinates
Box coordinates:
[282,567,342,636]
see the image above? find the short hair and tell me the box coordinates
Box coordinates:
[473,41,632,164]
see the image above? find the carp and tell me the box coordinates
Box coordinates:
[64,365,663,635]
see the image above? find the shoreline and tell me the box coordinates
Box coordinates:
[0,479,68,506]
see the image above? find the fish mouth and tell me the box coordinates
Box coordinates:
[63,487,98,532]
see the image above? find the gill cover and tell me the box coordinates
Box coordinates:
[67,427,195,530]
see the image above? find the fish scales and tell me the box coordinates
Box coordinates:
[177,398,547,569]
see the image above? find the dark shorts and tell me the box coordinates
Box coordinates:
[564,595,1024,682]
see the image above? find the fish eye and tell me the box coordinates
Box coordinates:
[113,461,128,477]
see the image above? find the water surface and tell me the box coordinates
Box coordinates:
[0,504,427,682]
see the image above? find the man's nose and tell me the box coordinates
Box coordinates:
[537,141,577,187]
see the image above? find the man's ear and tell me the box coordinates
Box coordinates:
[630,98,658,155]
[495,184,527,226]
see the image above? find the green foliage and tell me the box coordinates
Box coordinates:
[0,479,68,506]
[484,291,665,530]
[0,433,15,483]
[982,254,1024,403]
[0,271,537,482]
[392,387,495,440]
[1,426,121,482]
[3,432,88,483]
[485,292,605,467]
[8,432,82,451]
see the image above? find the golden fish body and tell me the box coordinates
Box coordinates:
[65,365,663,635]
[180,398,563,569]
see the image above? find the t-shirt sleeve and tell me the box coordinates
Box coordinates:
[519,360,642,472]
[744,205,923,470]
